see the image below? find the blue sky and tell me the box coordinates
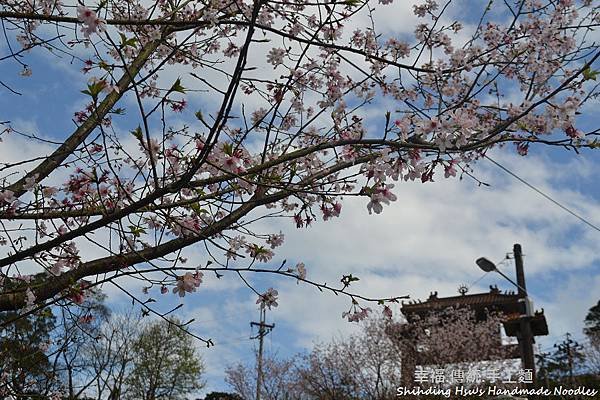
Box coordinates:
[1,0,600,396]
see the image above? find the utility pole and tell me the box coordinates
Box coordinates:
[554,332,583,386]
[535,348,551,389]
[251,306,274,400]
[514,243,536,390]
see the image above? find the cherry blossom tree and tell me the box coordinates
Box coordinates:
[225,312,522,399]
[0,0,598,345]
[225,353,303,400]
[297,317,402,400]
[225,317,401,400]
[387,306,517,388]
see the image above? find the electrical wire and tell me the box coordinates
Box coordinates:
[485,155,600,233]
[191,310,253,325]
[466,257,508,292]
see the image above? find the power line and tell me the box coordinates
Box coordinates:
[466,257,508,292]
[485,155,600,234]
[191,310,253,325]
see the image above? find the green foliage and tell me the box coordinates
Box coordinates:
[544,337,586,382]
[119,32,138,49]
[125,318,205,400]
[584,300,600,339]
[583,67,599,81]
[81,80,106,101]
[0,310,57,398]
[203,391,243,400]
[131,125,144,141]
[171,78,186,94]
[129,225,147,237]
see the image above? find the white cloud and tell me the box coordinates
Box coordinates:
[166,147,600,394]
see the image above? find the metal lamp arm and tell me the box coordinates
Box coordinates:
[493,268,528,296]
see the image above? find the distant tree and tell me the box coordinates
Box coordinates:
[0,309,57,399]
[225,317,402,400]
[202,391,243,400]
[125,318,206,400]
[225,353,302,400]
[225,363,255,400]
[297,341,360,400]
[52,289,110,398]
[297,317,402,400]
[546,333,586,385]
[0,287,112,399]
[581,303,600,377]
[583,340,600,377]
[2,305,206,399]
[83,311,141,400]
[1,0,599,353]
[584,300,600,340]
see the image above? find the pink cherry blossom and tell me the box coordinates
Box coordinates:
[266,232,285,249]
[366,184,397,215]
[172,271,203,297]
[565,125,584,139]
[383,305,393,319]
[516,142,529,156]
[444,161,457,178]
[296,262,307,282]
[257,288,279,309]
[76,5,106,38]
[267,48,286,67]
[23,174,38,191]
[342,307,371,322]
[246,244,275,263]
[0,190,15,205]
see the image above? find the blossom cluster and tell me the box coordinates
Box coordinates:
[257,288,279,309]
[0,0,597,326]
[173,271,204,297]
[76,5,106,38]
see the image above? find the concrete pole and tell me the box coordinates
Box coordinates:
[514,244,536,390]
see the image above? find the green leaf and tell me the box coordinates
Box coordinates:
[129,225,147,237]
[130,125,143,141]
[171,78,186,94]
[583,67,599,81]
[588,140,600,149]
[119,32,138,48]
[222,142,233,156]
[516,121,528,131]
[189,203,208,215]
[98,61,110,71]
[82,81,105,100]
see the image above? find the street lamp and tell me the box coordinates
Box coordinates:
[476,257,528,295]
[477,245,538,393]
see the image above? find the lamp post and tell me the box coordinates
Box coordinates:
[476,244,537,392]
[476,257,527,295]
